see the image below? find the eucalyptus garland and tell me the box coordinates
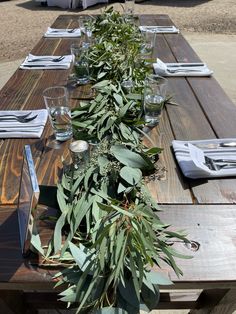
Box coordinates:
[32,8,190,314]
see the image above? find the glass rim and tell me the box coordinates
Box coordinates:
[43,86,68,99]
[145,74,168,84]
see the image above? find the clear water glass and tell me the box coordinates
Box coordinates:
[78,16,93,47]
[143,75,168,126]
[43,86,73,141]
[140,31,156,59]
[124,0,135,16]
[71,44,90,85]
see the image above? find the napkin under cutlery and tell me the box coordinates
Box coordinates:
[44,27,81,38]
[172,138,236,178]
[153,58,213,77]
[20,54,73,70]
[0,109,48,138]
[139,25,179,33]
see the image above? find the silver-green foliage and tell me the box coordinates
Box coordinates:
[31,8,191,314]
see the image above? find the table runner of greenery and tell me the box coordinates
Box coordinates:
[32,8,190,314]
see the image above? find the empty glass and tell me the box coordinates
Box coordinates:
[43,86,73,141]
[140,31,156,59]
[143,75,168,126]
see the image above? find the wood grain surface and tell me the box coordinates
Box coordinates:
[0,15,236,293]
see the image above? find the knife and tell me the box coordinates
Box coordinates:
[185,142,236,149]
[167,63,205,68]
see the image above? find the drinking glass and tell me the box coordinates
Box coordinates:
[71,45,90,85]
[71,42,81,60]
[124,0,135,16]
[140,31,156,59]
[43,86,73,141]
[143,75,168,126]
[78,16,93,47]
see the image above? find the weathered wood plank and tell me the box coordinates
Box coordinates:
[158,205,236,285]
[146,110,193,204]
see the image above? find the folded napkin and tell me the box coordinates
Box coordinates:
[153,58,213,77]
[139,25,179,34]
[44,27,81,38]
[172,139,236,179]
[0,109,48,138]
[20,54,73,70]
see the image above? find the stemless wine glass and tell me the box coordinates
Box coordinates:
[72,46,90,85]
[143,75,168,126]
[140,31,156,59]
[43,86,73,141]
[78,16,93,47]
[124,0,135,16]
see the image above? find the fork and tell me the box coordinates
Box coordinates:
[28,56,65,63]
[0,115,38,123]
[205,156,236,171]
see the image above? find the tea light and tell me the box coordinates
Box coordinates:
[69,140,89,169]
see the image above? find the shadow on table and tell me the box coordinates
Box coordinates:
[135,0,212,8]
[0,209,25,282]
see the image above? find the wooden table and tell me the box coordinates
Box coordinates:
[0,14,236,313]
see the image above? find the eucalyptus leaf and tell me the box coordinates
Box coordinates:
[120,166,142,185]
[111,145,151,170]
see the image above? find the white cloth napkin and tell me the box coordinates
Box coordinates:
[44,27,81,38]
[139,25,179,34]
[153,58,213,77]
[172,139,236,179]
[0,109,48,138]
[20,54,73,70]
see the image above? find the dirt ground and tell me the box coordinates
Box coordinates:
[0,0,235,62]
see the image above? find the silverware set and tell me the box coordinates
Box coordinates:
[204,155,236,171]
[167,68,202,74]
[51,28,77,33]
[0,113,38,123]
[27,56,65,63]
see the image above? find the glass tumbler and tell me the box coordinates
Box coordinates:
[140,31,156,59]
[124,0,135,16]
[43,86,73,141]
[143,75,168,126]
[71,45,90,85]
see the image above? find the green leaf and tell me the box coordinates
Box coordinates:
[31,233,44,255]
[113,93,123,106]
[98,72,107,79]
[93,80,110,88]
[111,145,151,170]
[69,242,94,272]
[141,283,160,310]
[120,166,142,185]
[146,271,173,285]
[126,93,142,100]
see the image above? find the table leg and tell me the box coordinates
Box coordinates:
[189,289,229,314]
[0,290,34,314]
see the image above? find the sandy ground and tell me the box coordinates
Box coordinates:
[0,0,235,62]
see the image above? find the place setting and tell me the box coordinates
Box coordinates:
[139,25,180,34]
[172,138,236,179]
[20,53,73,70]
[153,58,213,76]
[0,109,48,138]
[44,27,81,38]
